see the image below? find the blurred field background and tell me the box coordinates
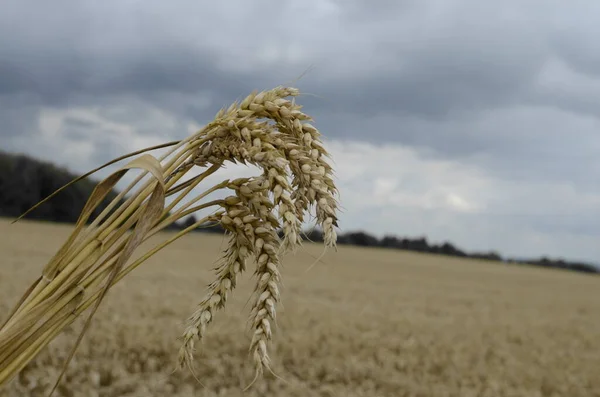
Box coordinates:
[1,219,598,397]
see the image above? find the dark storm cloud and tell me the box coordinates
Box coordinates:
[0,93,43,150]
[0,0,592,170]
[63,117,96,130]
[2,0,600,263]
[0,2,595,172]
[548,2,600,80]
[0,0,547,118]
[306,10,548,119]
[0,39,260,109]
[0,0,584,160]
[0,0,278,109]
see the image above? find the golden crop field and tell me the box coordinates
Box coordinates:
[0,219,599,397]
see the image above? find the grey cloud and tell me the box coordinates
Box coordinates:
[0,1,273,108]
[548,2,600,79]
[0,93,44,151]
[2,0,600,262]
[0,0,594,177]
[0,44,257,109]
[309,36,545,120]
[0,0,548,116]
[0,0,589,154]
[63,117,96,130]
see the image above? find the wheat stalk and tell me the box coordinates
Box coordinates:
[0,86,339,395]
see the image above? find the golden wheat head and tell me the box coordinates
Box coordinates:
[0,86,339,395]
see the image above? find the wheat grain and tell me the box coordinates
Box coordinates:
[0,86,339,395]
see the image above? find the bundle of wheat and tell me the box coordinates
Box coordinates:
[0,86,339,395]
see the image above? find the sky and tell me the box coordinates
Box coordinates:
[2,0,600,264]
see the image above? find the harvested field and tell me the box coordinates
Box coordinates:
[1,218,599,397]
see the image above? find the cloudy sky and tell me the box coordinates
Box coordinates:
[2,0,600,264]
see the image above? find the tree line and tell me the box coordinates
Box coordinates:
[180,218,598,275]
[1,150,597,275]
[0,150,122,223]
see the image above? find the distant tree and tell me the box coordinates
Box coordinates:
[404,237,429,252]
[569,263,599,274]
[303,228,324,243]
[181,215,198,230]
[470,251,503,262]
[438,242,467,257]
[381,235,401,248]
[338,231,380,247]
[0,150,122,223]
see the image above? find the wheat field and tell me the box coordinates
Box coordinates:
[0,218,598,397]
